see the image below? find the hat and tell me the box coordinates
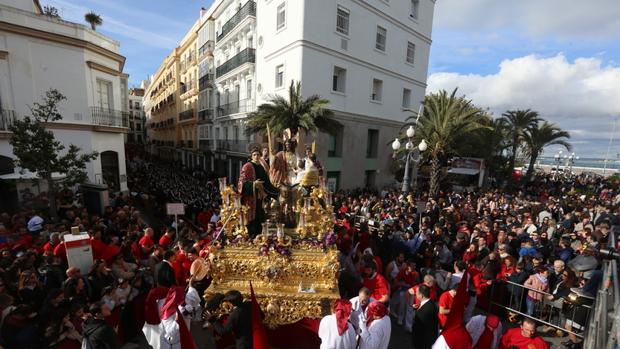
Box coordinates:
[190,257,210,281]
[485,314,500,329]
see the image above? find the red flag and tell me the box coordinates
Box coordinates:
[441,269,473,349]
[250,281,269,349]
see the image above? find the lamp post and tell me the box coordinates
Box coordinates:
[553,151,562,180]
[392,127,427,194]
[567,152,578,175]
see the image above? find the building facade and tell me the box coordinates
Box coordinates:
[0,0,130,195]
[146,0,435,189]
[128,88,146,144]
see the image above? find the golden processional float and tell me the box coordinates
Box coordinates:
[205,176,340,328]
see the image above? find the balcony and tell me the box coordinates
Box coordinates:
[216,140,250,153]
[198,109,213,122]
[179,109,195,121]
[199,139,212,151]
[217,98,255,118]
[1,109,16,132]
[90,107,129,128]
[216,48,255,77]
[216,1,256,42]
[199,40,214,60]
[199,74,214,91]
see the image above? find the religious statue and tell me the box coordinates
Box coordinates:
[270,139,299,187]
[238,147,279,236]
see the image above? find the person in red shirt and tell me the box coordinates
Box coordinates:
[408,274,438,308]
[438,285,458,328]
[462,243,478,264]
[90,226,107,261]
[361,260,389,303]
[158,227,175,250]
[392,260,418,326]
[497,256,516,280]
[196,207,213,230]
[42,232,60,255]
[138,227,155,262]
[499,319,549,349]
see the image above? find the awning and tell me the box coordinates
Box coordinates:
[448,168,480,176]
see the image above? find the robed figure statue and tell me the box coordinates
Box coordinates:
[238,147,279,236]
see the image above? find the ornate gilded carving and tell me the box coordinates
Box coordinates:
[204,245,340,328]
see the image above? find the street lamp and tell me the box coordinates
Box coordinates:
[392,137,427,194]
[553,151,563,180]
[567,152,578,175]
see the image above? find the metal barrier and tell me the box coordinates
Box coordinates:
[582,226,619,349]
[487,278,592,339]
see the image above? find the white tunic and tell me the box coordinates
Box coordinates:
[432,335,451,349]
[359,316,391,349]
[318,314,357,349]
[142,298,182,349]
[465,315,501,349]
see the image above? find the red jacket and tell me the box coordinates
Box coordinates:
[363,273,390,301]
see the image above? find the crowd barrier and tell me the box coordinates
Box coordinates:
[582,225,619,349]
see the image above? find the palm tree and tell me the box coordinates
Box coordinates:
[409,89,490,197]
[501,109,540,180]
[245,80,341,140]
[523,121,571,181]
[84,11,102,31]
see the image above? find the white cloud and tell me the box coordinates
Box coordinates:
[427,54,620,156]
[435,0,620,39]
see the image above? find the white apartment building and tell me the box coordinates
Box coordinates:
[150,0,435,189]
[0,0,130,203]
[128,88,146,144]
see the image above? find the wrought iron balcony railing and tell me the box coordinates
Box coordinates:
[199,74,214,91]
[216,1,256,42]
[90,107,129,128]
[179,109,195,121]
[216,48,255,77]
[199,139,213,151]
[216,98,255,118]
[0,109,16,132]
[199,40,214,60]
[198,109,213,122]
[216,140,250,153]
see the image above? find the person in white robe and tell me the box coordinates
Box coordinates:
[318,299,356,349]
[349,287,374,333]
[359,301,391,349]
[466,314,501,349]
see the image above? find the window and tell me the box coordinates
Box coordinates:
[375,26,386,51]
[402,88,412,108]
[215,127,220,140]
[410,0,420,19]
[336,7,350,35]
[364,170,376,188]
[328,129,343,157]
[332,67,346,93]
[371,79,383,101]
[326,171,340,192]
[233,126,239,141]
[247,36,253,49]
[277,3,286,30]
[275,65,284,88]
[406,42,415,64]
[366,129,379,158]
[96,79,113,109]
[247,79,252,99]
[136,123,142,131]
[224,127,229,140]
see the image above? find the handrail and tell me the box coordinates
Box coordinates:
[216,1,256,42]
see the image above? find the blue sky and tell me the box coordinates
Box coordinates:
[46,0,620,158]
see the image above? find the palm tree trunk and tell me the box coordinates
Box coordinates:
[429,155,441,197]
[509,137,518,182]
[46,174,58,222]
[525,152,538,183]
[90,22,96,30]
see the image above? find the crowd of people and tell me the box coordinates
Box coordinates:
[318,173,616,349]
[0,152,617,349]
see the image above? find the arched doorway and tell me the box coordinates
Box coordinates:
[101,151,120,192]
